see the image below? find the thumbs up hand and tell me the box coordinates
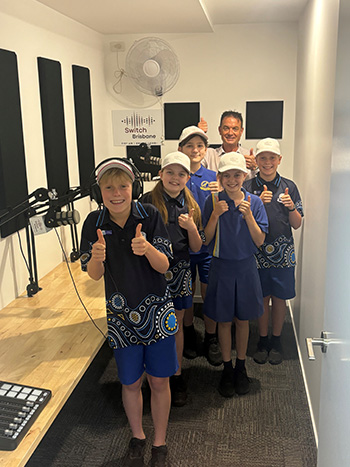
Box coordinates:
[260,184,273,204]
[131,223,148,256]
[244,148,257,170]
[178,208,197,232]
[198,117,208,133]
[239,195,252,219]
[281,187,295,210]
[91,229,106,262]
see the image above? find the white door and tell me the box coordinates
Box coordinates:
[313,2,350,464]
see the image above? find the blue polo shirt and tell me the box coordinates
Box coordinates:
[202,188,268,260]
[80,201,177,349]
[243,173,304,268]
[187,165,217,256]
[186,165,217,211]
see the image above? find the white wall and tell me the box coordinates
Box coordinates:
[293,0,340,437]
[0,0,111,308]
[104,24,298,177]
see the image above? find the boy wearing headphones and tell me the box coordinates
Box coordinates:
[80,159,178,467]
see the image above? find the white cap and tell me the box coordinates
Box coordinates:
[96,159,135,183]
[161,151,191,173]
[178,125,208,144]
[255,138,281,156]
[218,152,248,174]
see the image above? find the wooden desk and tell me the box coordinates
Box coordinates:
[0,262,106,467]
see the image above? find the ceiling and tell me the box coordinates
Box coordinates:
[34,0,309,34]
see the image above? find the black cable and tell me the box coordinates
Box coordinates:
[17,231,31,275]
[53,228,107,340]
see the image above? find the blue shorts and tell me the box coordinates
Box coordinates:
[172,295,193,310]
[203,256,264,322]
[258,267,296,300]
[113,336,178,385]
[190,252,212,285]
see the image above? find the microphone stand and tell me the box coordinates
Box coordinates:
[0,185,91,296]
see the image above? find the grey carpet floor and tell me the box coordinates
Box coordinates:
[27,308,317,467]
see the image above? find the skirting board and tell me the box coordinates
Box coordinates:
[288,299,318,448]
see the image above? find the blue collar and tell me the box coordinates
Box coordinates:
[256,172,281,188]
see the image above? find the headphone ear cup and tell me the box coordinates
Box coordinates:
[90,182,103,205]
[132,180,143,200]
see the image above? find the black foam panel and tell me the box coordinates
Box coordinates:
[37,57,69,195]
[164,102,200,140]
[245,101,284,139]
[0,49,29,238]
[72,65,95,191]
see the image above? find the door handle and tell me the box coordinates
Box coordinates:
[305,331,331,360]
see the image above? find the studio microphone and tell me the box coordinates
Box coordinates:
[44,208,80,228]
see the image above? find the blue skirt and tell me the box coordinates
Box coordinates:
[203,256,264,322]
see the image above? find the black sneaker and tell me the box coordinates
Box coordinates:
[253,345,269,364]
[234,367,251,395]
[183,325,198,359]
[123,437,146,467]
[150,445,168,467]
[170,374,187,407]
[218,369,235,397]
[204,336,223,366]
[269,347,283,365]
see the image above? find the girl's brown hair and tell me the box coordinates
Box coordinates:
[150,180,202,228]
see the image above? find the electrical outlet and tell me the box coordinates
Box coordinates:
[110,41,125,52]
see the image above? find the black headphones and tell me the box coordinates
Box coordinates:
[90,157,144,205]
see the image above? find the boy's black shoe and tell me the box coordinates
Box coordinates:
[269,347,283,365]
[234,367,251,395]
[150,445,168,467]
[123,437,146,467]
[170,374,187,407]
[218,369,235,398]
[204,336,223,366]
[183,324,198,359]
[253,344,269,364]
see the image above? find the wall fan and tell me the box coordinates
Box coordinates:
[125,37,180,97]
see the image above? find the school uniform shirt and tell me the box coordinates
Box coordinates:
[202,188,269,260]
[186,165,216,256]
[202,188,268,322]
[140,190,193,301]
[243,173,304,269]
[80,201,178,349]
[202,145,257,180]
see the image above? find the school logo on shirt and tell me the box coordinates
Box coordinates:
[200,181,212,191]
[277,193,284,203]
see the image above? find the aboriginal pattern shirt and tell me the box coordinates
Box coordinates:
[140,190,196,300]
[244,173,304,269]
[80,201,178,349]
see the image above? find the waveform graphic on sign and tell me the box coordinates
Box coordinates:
[121,112,156,128]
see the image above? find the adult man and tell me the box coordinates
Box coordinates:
[198,111,257,179]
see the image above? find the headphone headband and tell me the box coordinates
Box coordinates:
[91,157,144,203]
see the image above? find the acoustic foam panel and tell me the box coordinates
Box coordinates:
[245,101,284,139]
[37,57,70,195]
[0,49,29,238]
[164,102,200,140]
[72,65,95,191]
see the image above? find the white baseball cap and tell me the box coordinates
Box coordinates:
[178,125,208,145]
[218,152,248,174]
[96,159,135,183]
[255,138,281,156]
[161,151,191,173]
